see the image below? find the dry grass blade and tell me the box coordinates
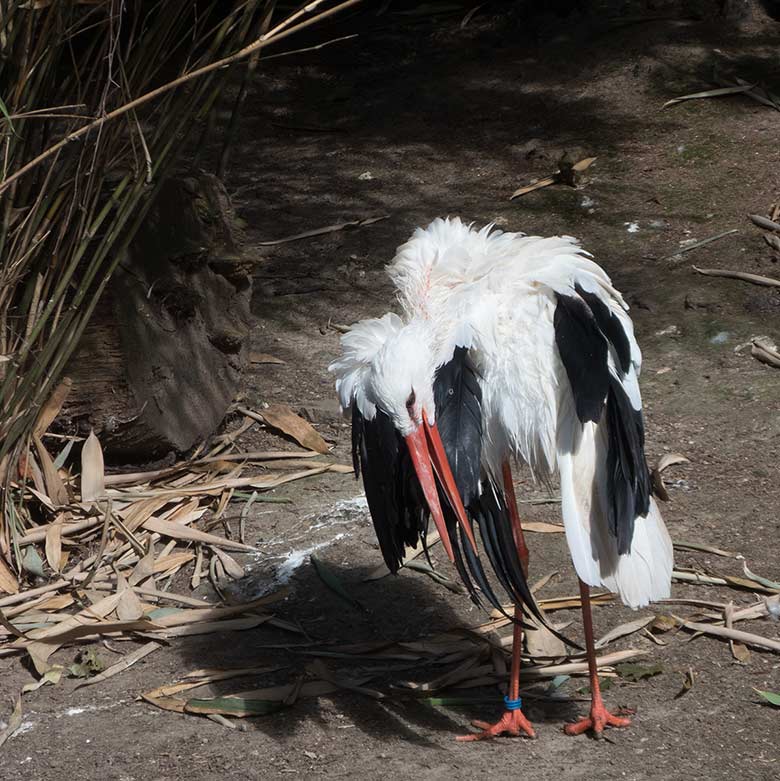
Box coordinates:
[663,84,756,108]
[673,540,739,558]
[661,229,738,260]
[76,641,161,688]
[523,521,564,533]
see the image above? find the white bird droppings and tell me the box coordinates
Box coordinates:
[624,221,640,233]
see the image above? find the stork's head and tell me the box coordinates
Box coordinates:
[329,312,437,433]
[366,319,437,435]
[329,313,475,562]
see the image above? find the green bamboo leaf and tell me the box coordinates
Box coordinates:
[0,96,14,132]
[754,689,780,707]
[185,697,284,717]
[310,553,365,612]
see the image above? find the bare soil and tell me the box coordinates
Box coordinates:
[3,3,780,779]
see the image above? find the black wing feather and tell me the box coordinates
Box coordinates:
[434,347,483,505]
[574,283,631,375]
[554,293,609,423]
[352,406,422,572]
[554,289,652,556]
[605,376,651,554]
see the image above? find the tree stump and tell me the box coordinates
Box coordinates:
[61,174,252,460]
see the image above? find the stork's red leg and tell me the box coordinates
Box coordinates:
[457,604,536,741]
[501,460,529,575]
[564,579,633,738]
[458,462,535,741]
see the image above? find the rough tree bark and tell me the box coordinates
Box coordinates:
[61,174,252,460]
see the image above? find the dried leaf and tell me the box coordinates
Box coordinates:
[749,213,780,232]
[595,615,655,649]
[44,522,63,573]
[509,175,556,199]
[675,667,695,699]
[33,377,72,438]
[116,587,145,622]
[523,521,565,533]
[80,430,106,502]
[524,611,566,658]
[142,517,255,552]
[0,697,22,749]
[22,666,63,693]
[0,556,20,594]
[211,547,245,579]
[250,352,285,364]
[256,404,330,454]
[33,435,69,505]
[764,233,780,252]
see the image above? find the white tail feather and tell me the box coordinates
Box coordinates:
[557,417,673,609]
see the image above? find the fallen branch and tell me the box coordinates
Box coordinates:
[675,617,780,653]
[693,266,780,288]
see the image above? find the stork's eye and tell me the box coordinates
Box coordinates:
[405,390,416,411]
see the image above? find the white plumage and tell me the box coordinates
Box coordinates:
[333,217,672,609]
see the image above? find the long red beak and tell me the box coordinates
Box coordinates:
[403,417,479,564]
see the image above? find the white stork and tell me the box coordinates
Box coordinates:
[330,218,673,740]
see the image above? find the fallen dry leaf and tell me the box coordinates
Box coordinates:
[80,430,106,503]
[651,453,689,501]
[250,352,285,365]
[256,404,330,454]
[33,377,72,438]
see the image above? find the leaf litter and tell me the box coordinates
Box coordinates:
[3,413,780,735]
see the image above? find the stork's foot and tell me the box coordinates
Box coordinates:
[564,702,633,738]
[457,709,537,742]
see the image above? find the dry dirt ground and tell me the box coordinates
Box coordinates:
[3,3,780,779]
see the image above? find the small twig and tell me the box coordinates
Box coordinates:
[660,229,738,260]
[256,215,389,247]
